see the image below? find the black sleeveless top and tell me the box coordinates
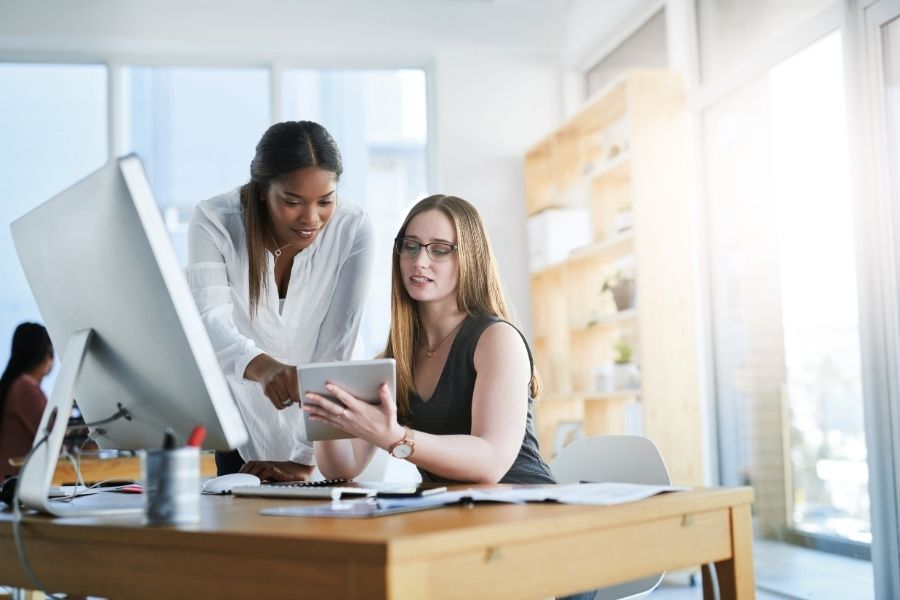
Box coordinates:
[406,313,556,484]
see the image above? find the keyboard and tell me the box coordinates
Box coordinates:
[232,480,446,500]
[233,479,376,500]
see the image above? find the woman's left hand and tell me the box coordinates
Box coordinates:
[303,383,405,450]
[239,460,314,482]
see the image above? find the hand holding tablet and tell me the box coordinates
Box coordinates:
[299,358,397,441]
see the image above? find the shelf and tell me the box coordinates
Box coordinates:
[526,153,631,218]
[538,392,582,403]
[581,389,640,402]
[530,234,635,280]
[570,308,637,333]
[567,232,634,263]
[564,76,628,137]
[582,151,630,183]
[530,259,568,280]
[525,70,704,482]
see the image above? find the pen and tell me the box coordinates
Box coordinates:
[162,428,177,450]
[186,425,206,448]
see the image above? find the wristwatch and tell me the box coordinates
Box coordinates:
[388,427,416,459]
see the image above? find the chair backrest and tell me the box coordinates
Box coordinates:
[550,435,671,600]
[550,435,671,486]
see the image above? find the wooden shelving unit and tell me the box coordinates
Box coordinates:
[526,70,704,485]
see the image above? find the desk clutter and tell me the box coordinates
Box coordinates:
[259,482,687,518]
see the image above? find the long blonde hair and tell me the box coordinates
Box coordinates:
[383,195,542,418]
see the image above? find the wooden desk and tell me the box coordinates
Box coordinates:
[49,453,218,485]
[10,453,218,485]
[0,487,754,600]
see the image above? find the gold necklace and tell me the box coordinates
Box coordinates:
[269,232,291,263]
[422,319,464,359]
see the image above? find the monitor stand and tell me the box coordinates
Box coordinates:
[17,329,142,517]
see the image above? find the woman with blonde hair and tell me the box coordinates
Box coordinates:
[304,194,554,484]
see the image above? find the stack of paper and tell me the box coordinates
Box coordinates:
[260,482,687,519]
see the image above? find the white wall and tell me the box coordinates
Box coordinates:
[557,0,662,116]
[432,51,559,330]
[0,0,567,333]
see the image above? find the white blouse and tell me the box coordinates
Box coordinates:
[186,188,374,464]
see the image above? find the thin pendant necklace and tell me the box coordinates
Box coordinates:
[423,319,465,359]
[270,233,291,263]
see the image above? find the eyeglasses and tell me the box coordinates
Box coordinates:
[394,237,458,261]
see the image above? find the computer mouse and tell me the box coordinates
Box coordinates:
[201,473,261,495]
[0,476,17,507]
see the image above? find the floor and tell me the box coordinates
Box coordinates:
[650,538,874,600]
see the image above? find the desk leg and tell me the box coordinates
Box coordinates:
[701,563,716,599]
[707,504,755,600]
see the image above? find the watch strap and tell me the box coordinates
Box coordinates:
[388,427,415,456]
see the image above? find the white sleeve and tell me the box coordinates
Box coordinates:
[290,213,373,465]
[185,209,263,380]
[311,213,375,362]
[289,443,315,465]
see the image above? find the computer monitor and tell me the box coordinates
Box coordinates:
[10,154,248,515]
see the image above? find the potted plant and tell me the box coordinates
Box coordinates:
[612,341,639,390]
[602,271,635,312]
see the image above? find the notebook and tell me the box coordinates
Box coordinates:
[231,479,447,500]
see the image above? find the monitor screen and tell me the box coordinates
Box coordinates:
[11,155,248,455]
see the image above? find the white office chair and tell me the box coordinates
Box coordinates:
[550,435,671,600]
[309,448,422,483]
[357,448,422,482]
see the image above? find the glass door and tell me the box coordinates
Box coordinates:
[859,0,900,597]
[705,29,870,554]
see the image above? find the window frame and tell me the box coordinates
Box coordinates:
[850,0,900,595]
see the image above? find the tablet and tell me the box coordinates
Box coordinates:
[299,358,396,441]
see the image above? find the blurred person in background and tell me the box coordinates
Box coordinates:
[0,322,53,481]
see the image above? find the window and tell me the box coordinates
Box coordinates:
[0,63,107,372]
[696,0,835,82]
[2,60,428,381]
[704,32,869,548]
[119,66,271,264]
[283,68,429,357]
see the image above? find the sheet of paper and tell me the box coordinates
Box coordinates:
[259,482,688,518]
[447,483,687,506]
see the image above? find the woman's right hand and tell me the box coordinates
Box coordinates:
[244,354,300,410]
[304,382,404,450]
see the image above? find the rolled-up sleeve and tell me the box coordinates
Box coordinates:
[289,444,315,465]
[186,210,263,380]
[312,213,375,362]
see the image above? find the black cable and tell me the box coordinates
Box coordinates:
[66,404,132,432]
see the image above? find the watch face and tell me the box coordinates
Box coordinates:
[391,443,413,459]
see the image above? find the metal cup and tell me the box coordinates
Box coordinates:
[140,446,201,525]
